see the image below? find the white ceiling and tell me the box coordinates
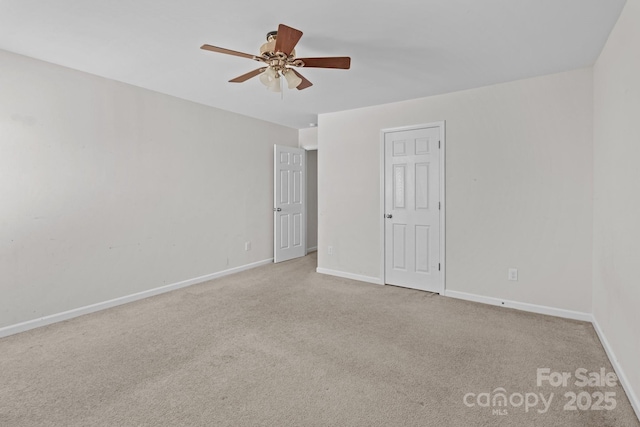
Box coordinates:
[0,0,626,129]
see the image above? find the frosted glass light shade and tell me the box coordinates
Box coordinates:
[267,75,281,92]
[283,69,302,89]
[260,67,278,87]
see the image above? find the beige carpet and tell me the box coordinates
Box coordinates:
[0,252,638,426]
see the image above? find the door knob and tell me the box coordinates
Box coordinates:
[385,214,392,218]
[274,207,282,212]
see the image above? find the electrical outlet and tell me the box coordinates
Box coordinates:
[328,246,333,255]
[508,268,518,281]
[245,241,251,251]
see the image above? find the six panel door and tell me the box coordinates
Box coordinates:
[274,145,306,263]
[384,127,441,292]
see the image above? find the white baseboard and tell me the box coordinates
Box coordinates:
[444,290,638,422]
[591,316,640,422]
[0,258,273,339]
[316,267,384,285]
[443,290,592,322]
[307,246,318,253]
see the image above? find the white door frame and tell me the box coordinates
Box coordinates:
[379,121,446,293]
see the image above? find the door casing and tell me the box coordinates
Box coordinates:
[379,122,446,293]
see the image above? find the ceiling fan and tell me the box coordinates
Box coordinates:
[200,24,351,92]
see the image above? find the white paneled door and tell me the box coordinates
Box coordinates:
[274,145,306,263]
[384,126,442,292]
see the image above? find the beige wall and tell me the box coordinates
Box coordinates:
[593,0,640,412]
[0,49,298,328]
[299,127,318,150]
[318,69,594,313]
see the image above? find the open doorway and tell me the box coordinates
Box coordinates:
[306,148,318,253]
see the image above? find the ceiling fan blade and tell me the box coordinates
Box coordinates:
[201,44,257,60]
[297,57,351,69]
[229,68,267,83]
[291,69,313,90]
[274,24,303,56]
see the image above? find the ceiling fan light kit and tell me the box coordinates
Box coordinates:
[259,66,281,92]
[201,24,351,91]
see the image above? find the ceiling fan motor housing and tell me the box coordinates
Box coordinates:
[266,30,278,41]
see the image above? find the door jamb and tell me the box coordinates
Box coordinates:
[379,121,446,294]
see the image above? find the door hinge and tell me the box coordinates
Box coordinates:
[439,202,441,210]
[438,263,441,271]
[438,140,441,149]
